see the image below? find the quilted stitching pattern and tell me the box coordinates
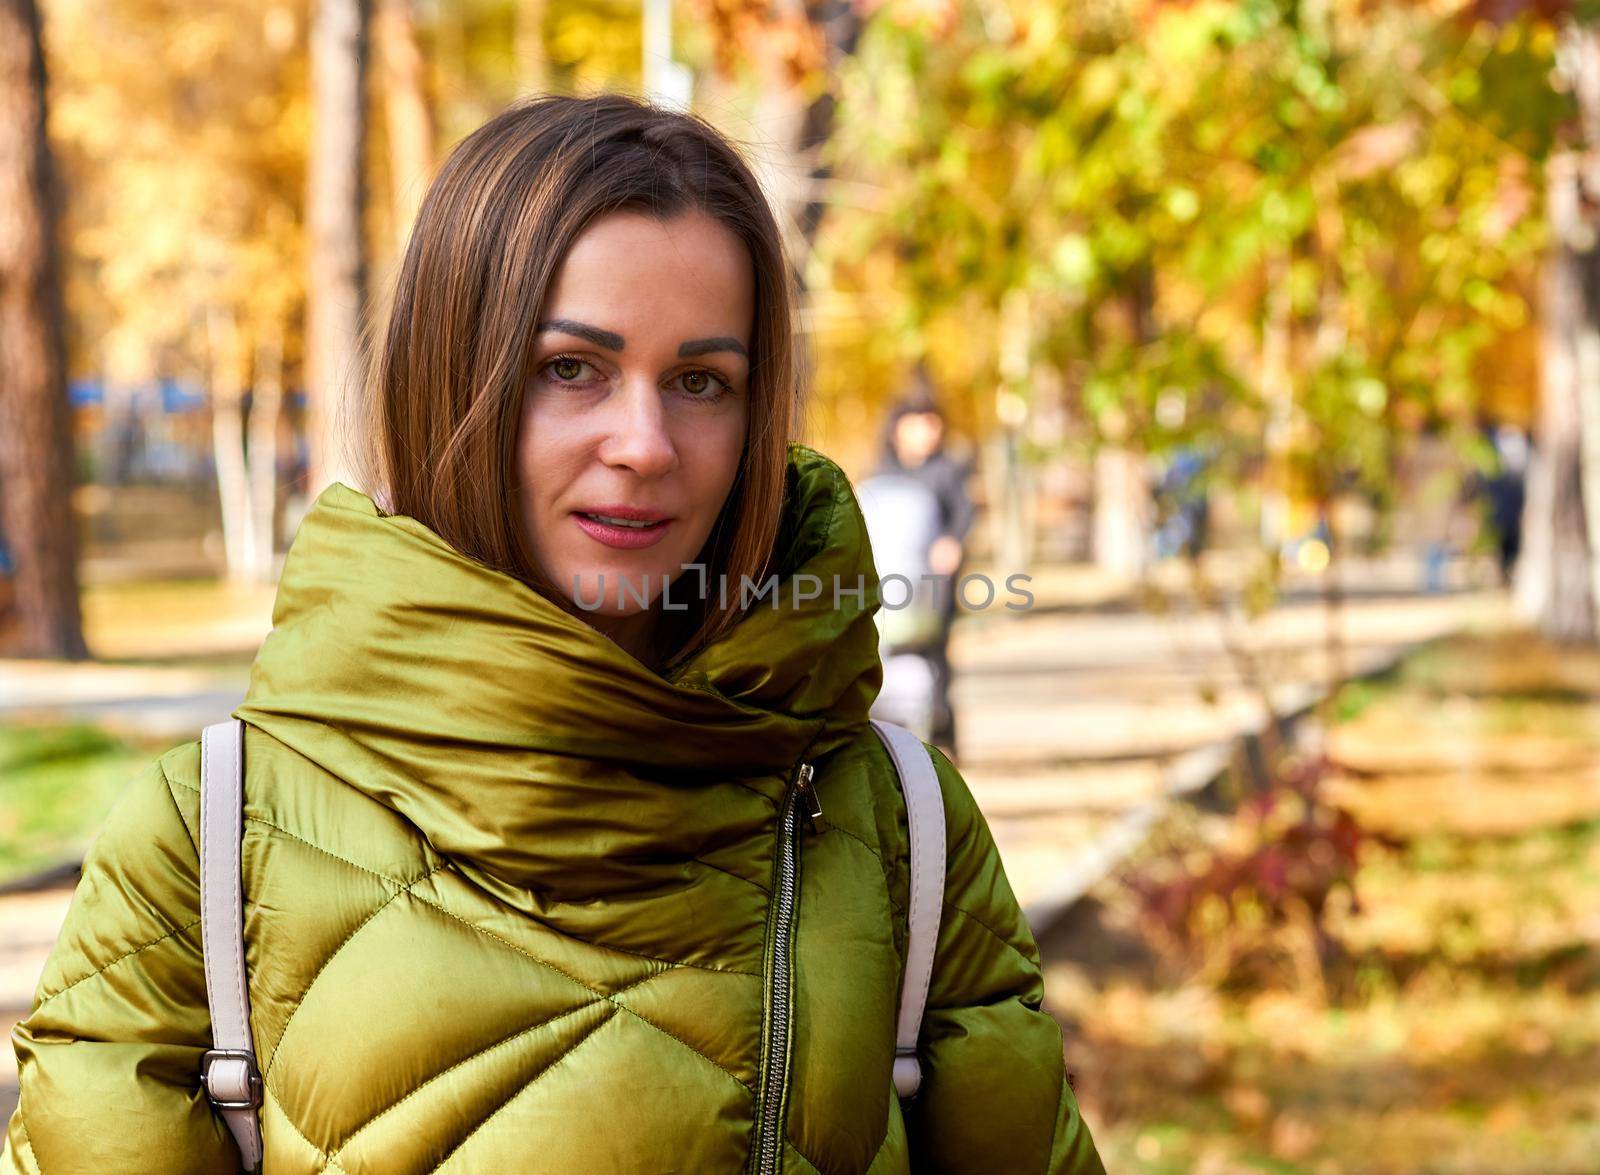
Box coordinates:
[0,721,1111,1175]
[221,738,777,1172]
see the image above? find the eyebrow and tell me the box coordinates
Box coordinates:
[536,318,748,360]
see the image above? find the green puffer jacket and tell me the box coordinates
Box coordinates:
[3,444,1103,1174]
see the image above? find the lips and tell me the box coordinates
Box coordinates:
[574,504,670,524]
[577,512,665,527]
[571,510,673,550]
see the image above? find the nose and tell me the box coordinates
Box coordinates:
[597,377,678,479]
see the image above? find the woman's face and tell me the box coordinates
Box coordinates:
[518,209,753,651]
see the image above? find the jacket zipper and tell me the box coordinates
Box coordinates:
[753,759,821,1175]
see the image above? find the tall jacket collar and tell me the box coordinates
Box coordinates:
[233,443,883,894]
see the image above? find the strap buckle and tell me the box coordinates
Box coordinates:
[202,1048,263,1110]
[892,1050,924,1100]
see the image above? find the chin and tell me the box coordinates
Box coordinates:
[558,558,696,614]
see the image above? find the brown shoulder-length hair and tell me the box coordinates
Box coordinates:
[351,92,802,673]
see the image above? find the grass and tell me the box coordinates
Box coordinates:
[0,721,172,887]
[1,576,264,883]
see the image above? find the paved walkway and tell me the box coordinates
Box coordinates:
[954,586,1506,923]
[0,559,1502,1122]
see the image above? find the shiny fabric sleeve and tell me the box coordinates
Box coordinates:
[901,747,1106,1174]
[1,754,239,1174]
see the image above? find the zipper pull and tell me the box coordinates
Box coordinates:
[795,762,827,835]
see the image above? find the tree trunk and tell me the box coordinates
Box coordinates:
[376,0,433,252]
[1572,27,1600,627]
[306,0,369,499]
[248,321,285,581]
[1520,24,1600,646]
[1519,147,1597,642]
[1092,272,1154,580]
[0,0,85,659]
[515,0,549,95]
[1091,447,1148,580]
[207,305,256,584]
[994,286,1034,573]
[1259,246,1294,552]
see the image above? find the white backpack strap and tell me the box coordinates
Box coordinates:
[199,719,264,1172]
[869,718,947,1100]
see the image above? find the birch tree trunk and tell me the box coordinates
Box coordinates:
[248,321,285,580]
[306,0,369,498]
[1093,274,1154,580]
[207,305,256,584]
[1092,448,1149,580]
[1259,247,1294,553]
[1519,25,1600,643]
[515,0,549,95]
[376,0,433,252]
[1519,148,1598,641]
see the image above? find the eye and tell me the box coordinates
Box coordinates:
[675,368,735,398]
[544,355,596,383]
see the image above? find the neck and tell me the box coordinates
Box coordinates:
[580,607,661,667]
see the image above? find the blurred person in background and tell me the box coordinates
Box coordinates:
[1481,421,1529,587]
[1150,444,1212,561]
[865,370,975,760]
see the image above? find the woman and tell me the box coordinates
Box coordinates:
[869,372,975,758]
[2,94,1103,1174]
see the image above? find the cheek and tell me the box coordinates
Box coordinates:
[515,423,542,525]
[688,410,748,508]
[516,405,581,546]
